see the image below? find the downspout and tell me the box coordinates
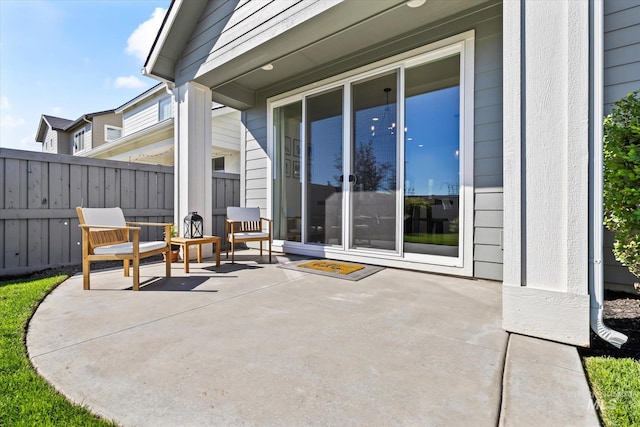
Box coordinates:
[590,0,627,348]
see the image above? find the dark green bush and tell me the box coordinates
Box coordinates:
[603,90,640,280]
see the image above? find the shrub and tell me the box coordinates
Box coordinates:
[603,90,640,281]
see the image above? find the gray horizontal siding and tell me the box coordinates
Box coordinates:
[603,1,640,288]
[473,13,503,280]
[178,0,340,84]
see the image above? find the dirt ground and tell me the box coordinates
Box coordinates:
[579,291,640,360]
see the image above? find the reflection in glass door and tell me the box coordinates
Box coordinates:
[305,88,344,245]
[273,101,302,242]
[404,55,461,257]
[350,72,398,251]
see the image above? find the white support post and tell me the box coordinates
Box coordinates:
[502,0,591,346]
[174,82,213,259]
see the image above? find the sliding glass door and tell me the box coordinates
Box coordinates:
[271,34,472,273]
[350,72,398,252]
[404,54,461,258]
[305,88,344,245]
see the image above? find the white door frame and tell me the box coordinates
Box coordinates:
[268,31,475,276]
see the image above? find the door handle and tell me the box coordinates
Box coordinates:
[348,174,356,183]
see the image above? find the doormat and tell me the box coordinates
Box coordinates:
[278,258,384,281]
[299,260,364,274]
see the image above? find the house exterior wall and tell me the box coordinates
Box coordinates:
[502,0,592,346]
[212,110,241,174]
[41,127,71,155]
[602,0,640,290]
[176,0,341,87]
[123,92,171,136]
[91,113,122,150]
[68,123,92,153]
[240,3,504,280]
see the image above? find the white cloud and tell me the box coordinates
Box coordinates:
[20,134,37,147]
[51,107,62,115]
[0,96,10,110]
[126,7,166,63]
[114,75,147,89]
[0,115,25,128]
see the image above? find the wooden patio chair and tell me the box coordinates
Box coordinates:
[76,207,172,291]
[225,207,272,263]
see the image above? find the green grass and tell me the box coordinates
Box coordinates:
[584,357,640,427]
[0,275,116,427]
[404,233,459,246]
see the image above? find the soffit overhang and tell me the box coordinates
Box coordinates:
[147,0,496,110]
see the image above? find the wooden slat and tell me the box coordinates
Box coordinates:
[0,149,240,273]
[0,158,5,209]
[5,159,22,209]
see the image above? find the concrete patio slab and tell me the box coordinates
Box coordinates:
[26,251,600,426]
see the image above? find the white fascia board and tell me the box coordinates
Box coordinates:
[81,119,173,158]
[115,84,167,114]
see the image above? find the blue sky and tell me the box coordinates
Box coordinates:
[0,0,171,152]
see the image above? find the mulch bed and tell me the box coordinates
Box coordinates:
[579,291,640,360]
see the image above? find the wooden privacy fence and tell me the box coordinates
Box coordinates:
[0,148,239,276]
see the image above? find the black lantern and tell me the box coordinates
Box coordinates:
[183,211,203,238]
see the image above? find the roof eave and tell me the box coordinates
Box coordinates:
[143,0,209,85]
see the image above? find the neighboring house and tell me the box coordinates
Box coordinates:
[35,84,241,173]
[36,110,120,156]
[36,115,74,155]
[140,0,638,347]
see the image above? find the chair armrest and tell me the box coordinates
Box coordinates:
[127,221,173,227]
[79,224,141,231]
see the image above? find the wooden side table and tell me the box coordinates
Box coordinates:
[170,235,221,273]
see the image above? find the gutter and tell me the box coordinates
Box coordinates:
[590,0,627,348]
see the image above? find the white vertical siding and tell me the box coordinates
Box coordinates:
[603,0,640,288]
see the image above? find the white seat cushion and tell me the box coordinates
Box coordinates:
[227,207,260,222]
[228,232,269,240]
[81,207,126,230]
[93,241,167,255]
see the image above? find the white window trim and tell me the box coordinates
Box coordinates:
[104,124,123,142]
[158,96,172,122]
[73,129,85,153]
[267,30,475,276]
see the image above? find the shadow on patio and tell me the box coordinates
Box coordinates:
[27,250,512,425]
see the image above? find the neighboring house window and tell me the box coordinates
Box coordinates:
[159,97,172,121]
[213,157,225,171]
[105,125,122,141]
[73,129,85,152]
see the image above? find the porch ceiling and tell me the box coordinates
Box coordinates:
[200,0,492,109]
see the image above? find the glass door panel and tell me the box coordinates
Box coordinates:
[273,101,302,242]
[305,88,344,245]
[404,55,460,257]
[350,72,398,251]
